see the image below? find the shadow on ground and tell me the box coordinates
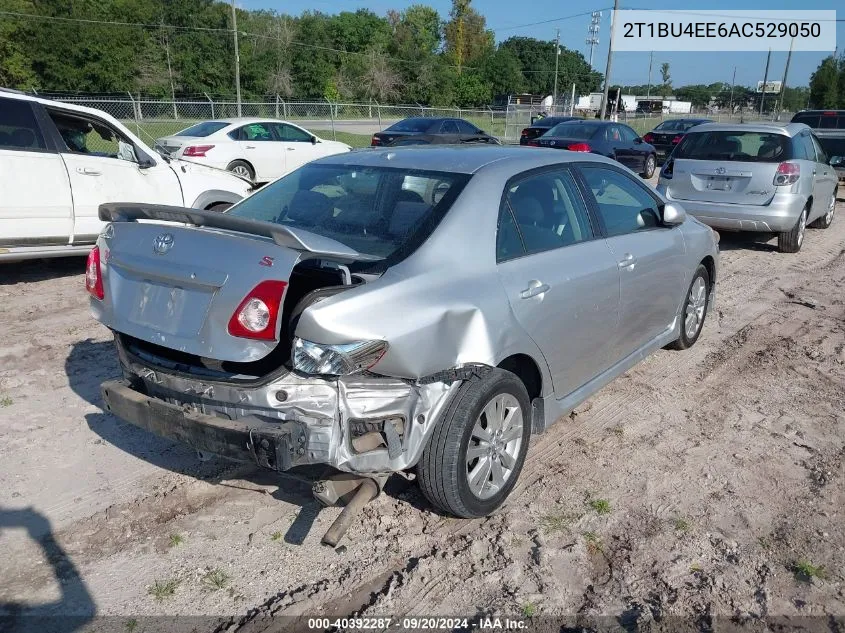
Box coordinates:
[0,257,86,286]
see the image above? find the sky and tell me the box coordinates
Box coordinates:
[239,0,842,91]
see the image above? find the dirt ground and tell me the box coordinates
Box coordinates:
[1,189,844,631]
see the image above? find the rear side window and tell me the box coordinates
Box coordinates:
[0,98,47,151]
[674,131,792,162]
[440,120,460,134]
[175,121,228,137]
[793,133,816,161]
[230,123,274,141]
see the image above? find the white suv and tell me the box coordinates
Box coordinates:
[0,90,254,263]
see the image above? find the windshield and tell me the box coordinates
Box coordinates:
[545,122,600,139]
[674,131,793,162]
[227,163,470,261]
[175,121,229,137]
[654,120,707,132]
[387,119,433,133]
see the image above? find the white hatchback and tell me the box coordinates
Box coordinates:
[156,118,352,183]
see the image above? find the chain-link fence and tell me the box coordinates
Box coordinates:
[53,96,509,146]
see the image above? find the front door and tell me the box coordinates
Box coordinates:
[496,167,620,398]
[271,122,320,175]
[578,163,688,360]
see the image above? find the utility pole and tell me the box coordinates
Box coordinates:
[552,29,560,113]
[231,0,242,116]
[599,0,618,120]
[759,48,771,117]
[646,51,653,98]
[776,39,793,120]
[570,83,576,116]
[728,66,736,114]
[586,12,601,68]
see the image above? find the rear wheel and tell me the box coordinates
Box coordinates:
[640,154,656,179]
[809,190,836,229]
[669,264,710,351]
[418,368,530,518]
[778,206,807,253]
[227,160,254,181]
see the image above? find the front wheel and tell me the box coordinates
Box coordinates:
[778,206,807,253]
[640,154,656,179]
[669,264,710,350]
[418,368,531,518]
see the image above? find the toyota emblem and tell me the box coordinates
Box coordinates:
[153,233,174,255]
[715,167,726,175]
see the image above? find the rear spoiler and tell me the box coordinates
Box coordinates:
[99,203,381,263]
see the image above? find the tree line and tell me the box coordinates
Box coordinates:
[0,0,602,107]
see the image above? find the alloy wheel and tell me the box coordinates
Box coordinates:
[684,276,707,340]
[465,394,524,500]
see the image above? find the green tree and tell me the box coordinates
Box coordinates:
[659,62,671,97]
[443,0,493,73]
[0,0,37,88]
[500,36,601,97]
[480,48,522,97]
[808,56,839,109]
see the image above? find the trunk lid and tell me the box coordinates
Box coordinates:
[665,159,779,206]
[92,204,375,363]
[155,136,191,156]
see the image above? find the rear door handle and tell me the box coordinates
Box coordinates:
[520,280,550,299]
[618,253,637,268]
[76,167,101,176]
[286,147,295,151]
[245,145,256,149]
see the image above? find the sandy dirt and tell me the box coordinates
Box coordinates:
[1,188,844,630]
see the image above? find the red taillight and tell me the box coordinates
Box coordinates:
[643,132,654,143]
[671,134,684,145]
[227,280,287,340]
[371,136,381,146]
[183,145,214,157]
[823,111,836,116]
[520,128,530,137]
[774,162,800,186]
[567,143,591,152]
[85,246,104,300]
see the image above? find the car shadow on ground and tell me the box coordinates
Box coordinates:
[0,256,86,286]
[0,507,96,632]
[716,231,779,252]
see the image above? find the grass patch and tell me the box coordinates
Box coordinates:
[689,562,703,573]
[522,602,537,618]
[540,510,575,534]
[125,619,138,633]
[583,531,604,555]
[588,498,611,515]
[311,129,373,148]
[611,425,624,437]
[673,517,691,533]
[148,578,179,601]
[793,560,826,583]
[202,568,230,591]
[0,396,12,407]
[758,536,772,550]
[270,531,283,541]
[169,533,184,547]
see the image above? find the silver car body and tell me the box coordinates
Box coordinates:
[657,122,838,232]
[92,146,718,475]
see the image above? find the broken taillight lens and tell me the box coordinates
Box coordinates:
[227,280,287,340]
[85,246,104,300]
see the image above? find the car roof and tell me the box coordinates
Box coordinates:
[314,145,620,175]
[683,122,808,136]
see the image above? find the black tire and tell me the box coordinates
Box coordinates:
[809,189,836,229]
[640,153,656,179]
[207,202,232,212]
[669,264,710,351]
[778,205,807,253]
[418,368,531,518]
[226,160,255,181]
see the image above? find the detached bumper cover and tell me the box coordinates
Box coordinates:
[101,379,308,471]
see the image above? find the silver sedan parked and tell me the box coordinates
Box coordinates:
[90,146,719,518]
[657,122,838,253]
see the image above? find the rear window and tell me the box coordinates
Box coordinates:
[791,112,845,129]
[387,119,432,133]
[0,97,47,151]
[654,120,708,132]
[674,131,793,162]
[546,122,601,139]
[226,163,470,263]
[175,121,229,137]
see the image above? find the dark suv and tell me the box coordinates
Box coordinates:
[791,110,845,181]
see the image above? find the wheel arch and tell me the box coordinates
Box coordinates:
[191,189,245,210]
[497,353,543,401]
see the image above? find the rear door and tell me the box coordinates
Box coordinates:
[577,163,687,360]
[496,167,620,398]
[663,130,787,206]
[0,97,73,248]
[43,107,182,244]
[794,131,826,221]
[810,134,838,218]
[232,122,285,182]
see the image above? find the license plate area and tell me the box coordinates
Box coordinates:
[127,280,213,337]
[706,176,733,191]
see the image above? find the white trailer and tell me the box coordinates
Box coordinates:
[665,100,692,114]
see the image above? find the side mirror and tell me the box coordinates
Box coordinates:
[662,202,686,225]
[634,137,643,144]
[830,155,843,167]
[311,136,318,145]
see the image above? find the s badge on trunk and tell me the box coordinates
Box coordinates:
[153,233,174,255]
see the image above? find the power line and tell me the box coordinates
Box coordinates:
[490,8,612,34]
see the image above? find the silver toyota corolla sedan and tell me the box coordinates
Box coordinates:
[89,146,718,518]
[657,122,838,253]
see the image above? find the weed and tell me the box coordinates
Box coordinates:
[674,517,691,533]
[588,498,611,515]
[540,510,573,534]
[125,619,138,633]
[690,563,703,573]
[522,602,537,618]
[583,531,603,555]
[758,536,771,550]
[612,425,624,437]
[169,534,184,547]
[202,568,230,591]
[148,578,179,601]
[270,531,283,541]
[0,396,12,407]
[793,560,825,582]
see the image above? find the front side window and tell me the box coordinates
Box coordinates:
[580,165,662,237]
[227,163,469,262]
[674,131,792,162]
[272,123,312,142]
[497,169,594,261]
[618,125,639,142]
[0,98,47,152]
[48,109,137,162]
